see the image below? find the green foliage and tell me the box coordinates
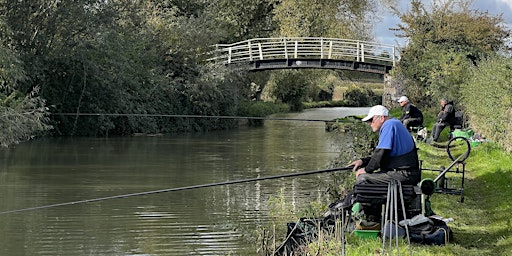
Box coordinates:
[272,0,376,39]
[208,0,277,41]
[461,56,512,151]
[269,70,312,111]
[0,0,396,138]
[237,100,289,117]
[0,42,26,90]
[302,100,347,108]
[323,118,378,201]
[267,187,300,242]
[0,0,247,136]
[393,0,511,108]
[343,84,380,107]
[0,34,50,147]
[0,88,51,147]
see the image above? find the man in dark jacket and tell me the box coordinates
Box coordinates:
[349,105,420,185]
[398,96,423,129]
[430,99,456,142]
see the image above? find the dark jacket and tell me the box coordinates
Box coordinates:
[437,101,456,125]
[399,103,423,123]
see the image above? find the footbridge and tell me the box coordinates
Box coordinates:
[207,37,398,74]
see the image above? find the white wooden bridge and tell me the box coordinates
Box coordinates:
[207,37,399,74]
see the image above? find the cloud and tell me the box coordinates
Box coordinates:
[471,0,512,22]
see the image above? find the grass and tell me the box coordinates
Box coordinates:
[415,140,512,255]
[300,140,512,256]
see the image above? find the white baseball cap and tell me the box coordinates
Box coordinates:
[362,105,389,122]
[398,96,409,103]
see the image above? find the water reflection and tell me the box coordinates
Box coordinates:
[0,107,369,255]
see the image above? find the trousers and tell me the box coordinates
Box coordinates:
[356,170,421,186]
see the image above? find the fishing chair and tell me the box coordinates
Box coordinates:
[352,182,422,224]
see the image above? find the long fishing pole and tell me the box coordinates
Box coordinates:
[0,165,354,215]
[52,112,358,123]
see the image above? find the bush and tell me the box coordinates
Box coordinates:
[270,70,312,111]
[461,56,512,151]
[343,85,380,107]
[237,101,289,117]
[302,100,347,108]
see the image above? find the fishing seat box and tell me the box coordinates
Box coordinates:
[353,184,422,219]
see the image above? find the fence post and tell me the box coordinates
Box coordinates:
[284,37,288,59]
[228,47,232,64]
[328,41,333,59]
[258,43,263,60]
[320,38,324,59]
[361,43,365,63]
[392,46,396,66]
[248,41,252,61]
[294,41,298,58]
[356,42,360,62]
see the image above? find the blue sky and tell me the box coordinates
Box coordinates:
[374,0,512,46]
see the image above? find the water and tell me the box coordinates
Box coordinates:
[0,107,369,256]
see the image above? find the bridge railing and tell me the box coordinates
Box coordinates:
[208,37,398,66]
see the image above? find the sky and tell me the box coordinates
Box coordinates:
[374,0,512,46]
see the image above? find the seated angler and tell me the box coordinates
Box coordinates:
[349,105,421,185]
[398,96,424,130]
[429,98,456,142]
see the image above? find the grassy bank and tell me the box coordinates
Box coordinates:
[293,137,512,256]
[401,108,511,253]
[412,140,512,255]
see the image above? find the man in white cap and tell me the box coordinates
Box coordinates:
[398,96,423,129]
[349,105,420,185]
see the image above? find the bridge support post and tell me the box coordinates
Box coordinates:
[382,74,407,109]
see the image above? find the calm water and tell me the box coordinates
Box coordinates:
[0,107,369,256]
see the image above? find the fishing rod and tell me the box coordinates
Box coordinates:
[0,165,354,215]
[52,112,358,123]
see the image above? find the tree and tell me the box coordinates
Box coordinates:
[0,0,240,136]
[392,0,511,108]
[0,88,51,147]
[269,70,312,111]
[272,0,377,39]
[0,37,51,147]
[208,0,277,41]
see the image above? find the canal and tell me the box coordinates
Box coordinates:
[0,107,369,255]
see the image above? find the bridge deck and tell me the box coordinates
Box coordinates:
[208,37,398,73]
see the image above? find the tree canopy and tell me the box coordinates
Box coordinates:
[3,0,511,151]
[392,0,511,107]
[391,0,512,151]
[0,0,392,145]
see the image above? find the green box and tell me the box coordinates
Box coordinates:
[353,230,380,239]
[451,129,473,139]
